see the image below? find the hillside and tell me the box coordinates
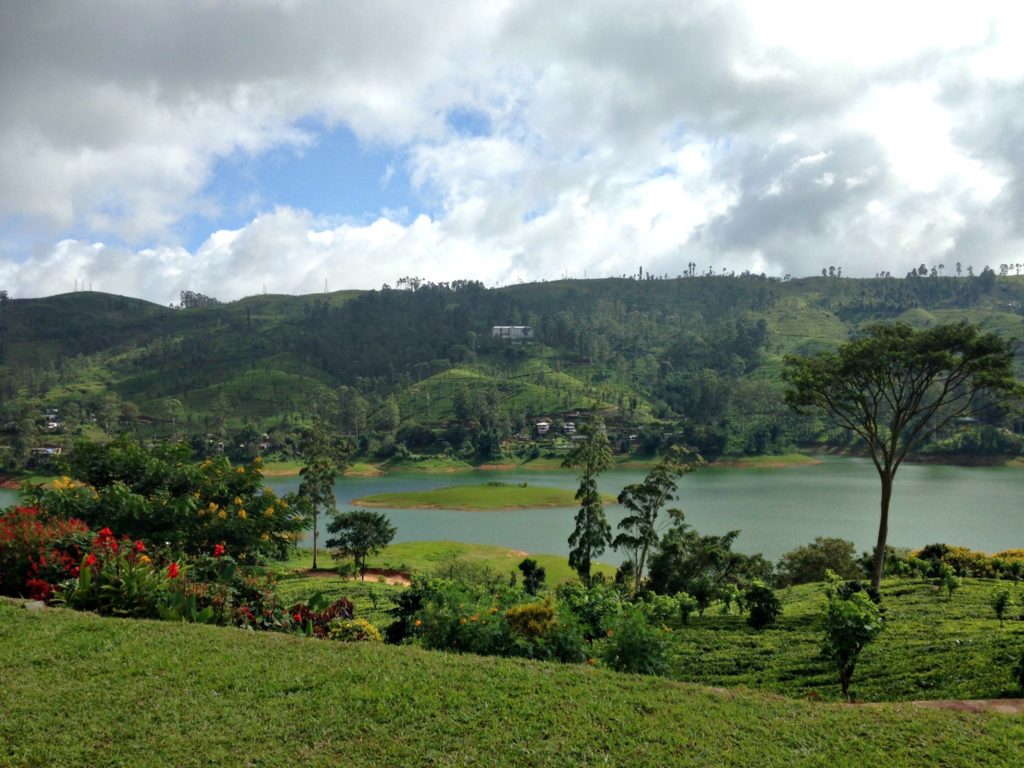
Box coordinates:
[2,600,1022,767]
[1,273,1023,466]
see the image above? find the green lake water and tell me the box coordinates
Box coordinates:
[3,456,1018,563]
[267,456,1023,563]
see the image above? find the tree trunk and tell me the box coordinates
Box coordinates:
[312,511,319,571]
[870,472,893,591]
[634,543,650,596]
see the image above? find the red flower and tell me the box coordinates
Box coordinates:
[25,578,52,601]
[133,540,146,553]
[293,613,302,623]
[212,543,225,558]
[109,539,119,553]
[84,553,97,567]
[97,527,113,540]
[70,566,80,577]
[167,562,180,579]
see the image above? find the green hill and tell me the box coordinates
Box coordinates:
[1,274,1022,466]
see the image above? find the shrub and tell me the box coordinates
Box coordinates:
[939,564,961,601]
[328,617,383,642]
[1014,649,1024,692]
[677,592,698,624]
[556,581,623,639]
[745,581,781,629]
[25,438,305,561]
[777,537,861,587]
[600,606,671,676]
[518,557,546,595]
[289,594,355,637]
[505,599,557,640]
[991,586,1012,626]
[56,529,171,618]
[638,593,680,627]
[0,506,90,598]
[821,590,884,701]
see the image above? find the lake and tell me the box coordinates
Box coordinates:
[3,457,1018,563]
[266,456,1023,563]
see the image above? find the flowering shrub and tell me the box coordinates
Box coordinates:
[0,506,90,599]
[55,528,170,618]
[289,593,355,637]
[328,617,383,642]
[555,581,624,639]
[24,438,306,561]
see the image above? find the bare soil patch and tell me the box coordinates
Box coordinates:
[296,567,411,587]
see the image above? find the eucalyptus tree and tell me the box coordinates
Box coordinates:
[613,446,703,595]
[562,418,613,585]
[783,321,1019,590]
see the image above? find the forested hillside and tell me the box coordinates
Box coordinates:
[1,271,1023,468]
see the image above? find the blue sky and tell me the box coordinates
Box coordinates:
[1,1,1023,303]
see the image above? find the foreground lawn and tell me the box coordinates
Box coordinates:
[666,578,1024,702]
[353,482,599,510]
[1,602,1021,767]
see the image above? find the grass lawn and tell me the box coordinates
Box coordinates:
[2,601,1022,767]
[275,543,612,588]
[352,482,606,510]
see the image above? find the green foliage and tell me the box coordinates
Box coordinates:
[325,509,397,579]
[327,617,383,642]
[821,587,885,701]
[745,581,782,629]
[990,586,1012,626]
[601,605,672,676]
[939,564,962,601]
[782,321,1021,588]
[776,537,861,587]
[504,598,557,639]
[647,510,772,597]
[26,438,304,560]
[1014,648,1024,692]
[563,419,613,585]
[555,581,624,640]
[517,557,546,595]
[613,446,703,594]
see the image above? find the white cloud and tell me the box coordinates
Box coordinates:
[2,0,1024,300]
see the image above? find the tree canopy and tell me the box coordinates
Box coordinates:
[782,321,1020,589]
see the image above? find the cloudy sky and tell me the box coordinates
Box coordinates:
[1,1,1022,304]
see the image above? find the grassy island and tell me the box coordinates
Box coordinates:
[352,482,612,510]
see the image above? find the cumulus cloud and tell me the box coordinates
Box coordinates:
[2,0,1024,302]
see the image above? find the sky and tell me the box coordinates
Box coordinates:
[1,1,1023,304]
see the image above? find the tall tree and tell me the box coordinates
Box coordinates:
[613,446,703,595]
[783,321,1020,590]
[298,422,347,570]
[562,418,613,585]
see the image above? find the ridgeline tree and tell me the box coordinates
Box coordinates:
[613,446,703,595]
[783,321,1020,591]
[563,418,613,585]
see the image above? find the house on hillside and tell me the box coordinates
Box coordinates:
[491,325,534,340]
[536,421,550,436]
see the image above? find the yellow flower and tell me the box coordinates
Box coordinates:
[237,509,247,519]
[414,619,422,628]
[280,499,288,509]
[263,507,275,517]
[208,502,218,511]
[193,491,201,499]
[489,607,498,615]
[459,617,467,625]
[234,497,243,507]
[236,466,245,474]
[252,456,262,465]
[139,555,152,564]
[217,510,227,519]
[260,533,270,541]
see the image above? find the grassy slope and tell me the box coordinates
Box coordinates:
[353,483,598,510]
[1,602,1022,767]
[667,578,1024,702]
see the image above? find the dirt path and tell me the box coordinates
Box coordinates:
[905,698,1024,714]
[296,567,412,587]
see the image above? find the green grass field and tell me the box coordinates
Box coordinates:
[277,542,613,588]
[2,600,1022,767]
[353,482,604,510]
